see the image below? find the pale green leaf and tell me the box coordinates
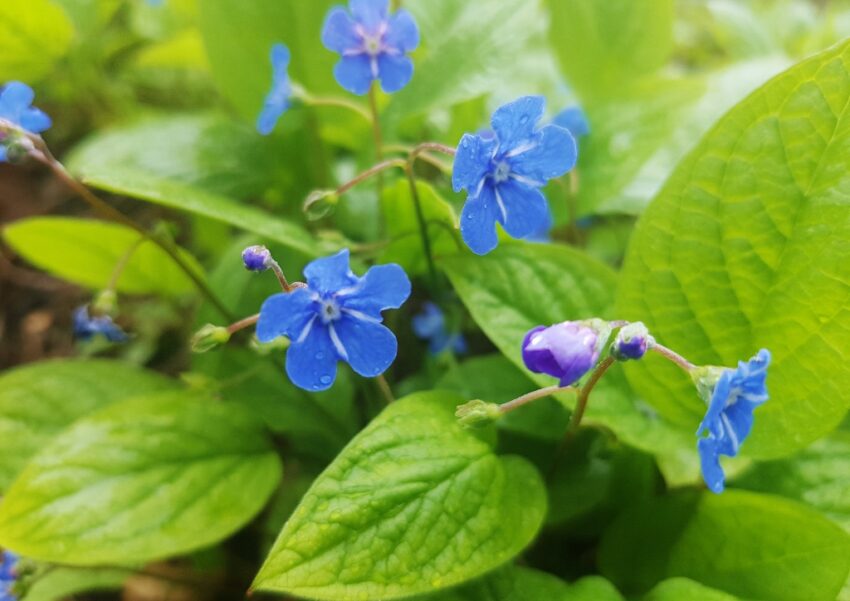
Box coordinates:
[0,391,282,565]
[642,578,743,601]
[0,0,74,82]
[617,38,850,457]
[3,217,203,296]
[253,391,547,600]
[0,359,175,491]
[22,567,129,601]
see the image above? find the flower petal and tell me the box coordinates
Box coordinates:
[256,288,317,343]
[285,324,339,391]
[0,146,7,163]
[322,7,360,53]
[270,43,291,76]
[412,302,443,339]
[350,0,389,30]
[698,437,725,493]
[460,183,500,255]
[697,370,732,437]
[0,82,34,114]
[304,249,358,295]
[553,107,590,138]
[494,179,551,240]
[491,96,545,151]
[377,54,413,93]
[333,55,375,96]
[385,9,419,52]
[452,133,497,194]
[256,96,288,135]
[19,108,51,134]
[511,124,577,183]
[333,314,398,377]
[339,263,411,315]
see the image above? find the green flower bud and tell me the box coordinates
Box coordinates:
[455,399,502,429]
[191,324,230,353]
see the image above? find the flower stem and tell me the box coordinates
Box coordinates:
[106,236,145,292]
[226,313,260,335]
[499,385,575,414]
[336,159,407,196]
[651,343,695,373]
[376,374,395,404]
[368,85,385,201]
[569,356,615,431]
[268,259,293,292]
[298,93,372,123]
[32,152,235,321]
[404,164,439,290]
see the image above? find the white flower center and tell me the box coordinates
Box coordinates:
[493,160,511,183]
[319,297,341,323]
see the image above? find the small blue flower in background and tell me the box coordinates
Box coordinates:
[242,245,273,271]
[73,306,129,343]
[0,82,51,163]
[696,349,771,493]
[0,550,19,601]
[257,43,293,135]
[412,302,467,355]
[453,96,578,255]
[321,0,419,95]
[257,249,411,391]
[553,106,590,140]
[522,321,599,387]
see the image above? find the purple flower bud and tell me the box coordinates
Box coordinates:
[612,322,653,361]
[522,321,599,386]
[242,245,272,271]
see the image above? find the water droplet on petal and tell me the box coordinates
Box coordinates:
[320,375,332,385]
[519,114,530,124]
[316,351,324,360]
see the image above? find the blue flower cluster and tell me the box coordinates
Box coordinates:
[0,551,18,601]
[697,349,771,493]
[0,82,51,162]
[257,249,410,391]
[412,302,466,355]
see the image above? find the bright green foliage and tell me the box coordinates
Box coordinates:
[254,391,547,600]
[0,0,74,82]
[642,578,743,601]
[545,0,674,101]
[598,490,850,601]
[77,169,318,257]
[21,567,129,601]
[0,391,282,565]
[3,217,203,296]
[618,39,850,458]
[0,359,175,490]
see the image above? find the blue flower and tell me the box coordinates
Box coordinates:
[321,0,419,95]
[412,302,467,355]
[257,43,293,135]
[553,106,590,140]
[257,249,411,391]
[0,82,51,163]
[696,349,771,493]
[0,551,18,601]
[611,322,652,361]
[73,306,129,343]
[453,96,577,255]
[522,321,599,387]
[242,245,273,271]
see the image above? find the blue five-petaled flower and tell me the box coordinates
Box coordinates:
[412,302,467,355]
[0,82,51,163]
[73,306,129,343]
[257,44,293,135]
[257,249,411,391]
[697,349,771,493]
[0,550,19,601]
[321,0,419,96]
[453,96,578,255]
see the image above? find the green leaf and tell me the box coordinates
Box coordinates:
[442,243,694,459]
[0,391,282,565]
[54,0,121,35]
[22,567,129,601]
[617,39,850,457]
[0,359,175,491]
[3,217,203,296]
[253,391,546,600]
[66,114,283,199]
[198,0,338,119]
[641,578,742,601]
[77,168,318,258]
[385,0,540,122]
[544,0,674,101]
[734,431,850,532]
[380,179,459,276]
[0,0,74,82]
[598,489,850,601]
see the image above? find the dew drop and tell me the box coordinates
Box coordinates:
[316,351,325,360]
[519,114,530,124]
[320,375,332,385]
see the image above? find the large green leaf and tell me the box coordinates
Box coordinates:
[0,391,282,565]
[545,0,673,101]
[0,359,175,491]
[253,391,546,600]
[198,0,337,119]
[642,578,742,601]
[66,114,285,199]
[3,217,203,296]
[22,567,129,601]
[0,0,74,82]
[617,39,850,457]
[598,489,850,601]
[385,0,539,122]
[78,168,318,257]
[442,243,695,460]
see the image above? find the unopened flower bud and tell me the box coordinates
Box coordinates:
[92,289,118,315]
[242,245,273,272]
[303,189,339,221]
[191,324,230,353]
[455,399,502,429]
[522,319,608,386]
[611,322,653,361]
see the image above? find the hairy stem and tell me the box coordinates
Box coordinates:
[651,343,696,373]
[569,356,615,431]
[499,385,575,414]
[226,314,260,335]
[404,164,439,290]
[106,236,145,292]
[368,85,385,202]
